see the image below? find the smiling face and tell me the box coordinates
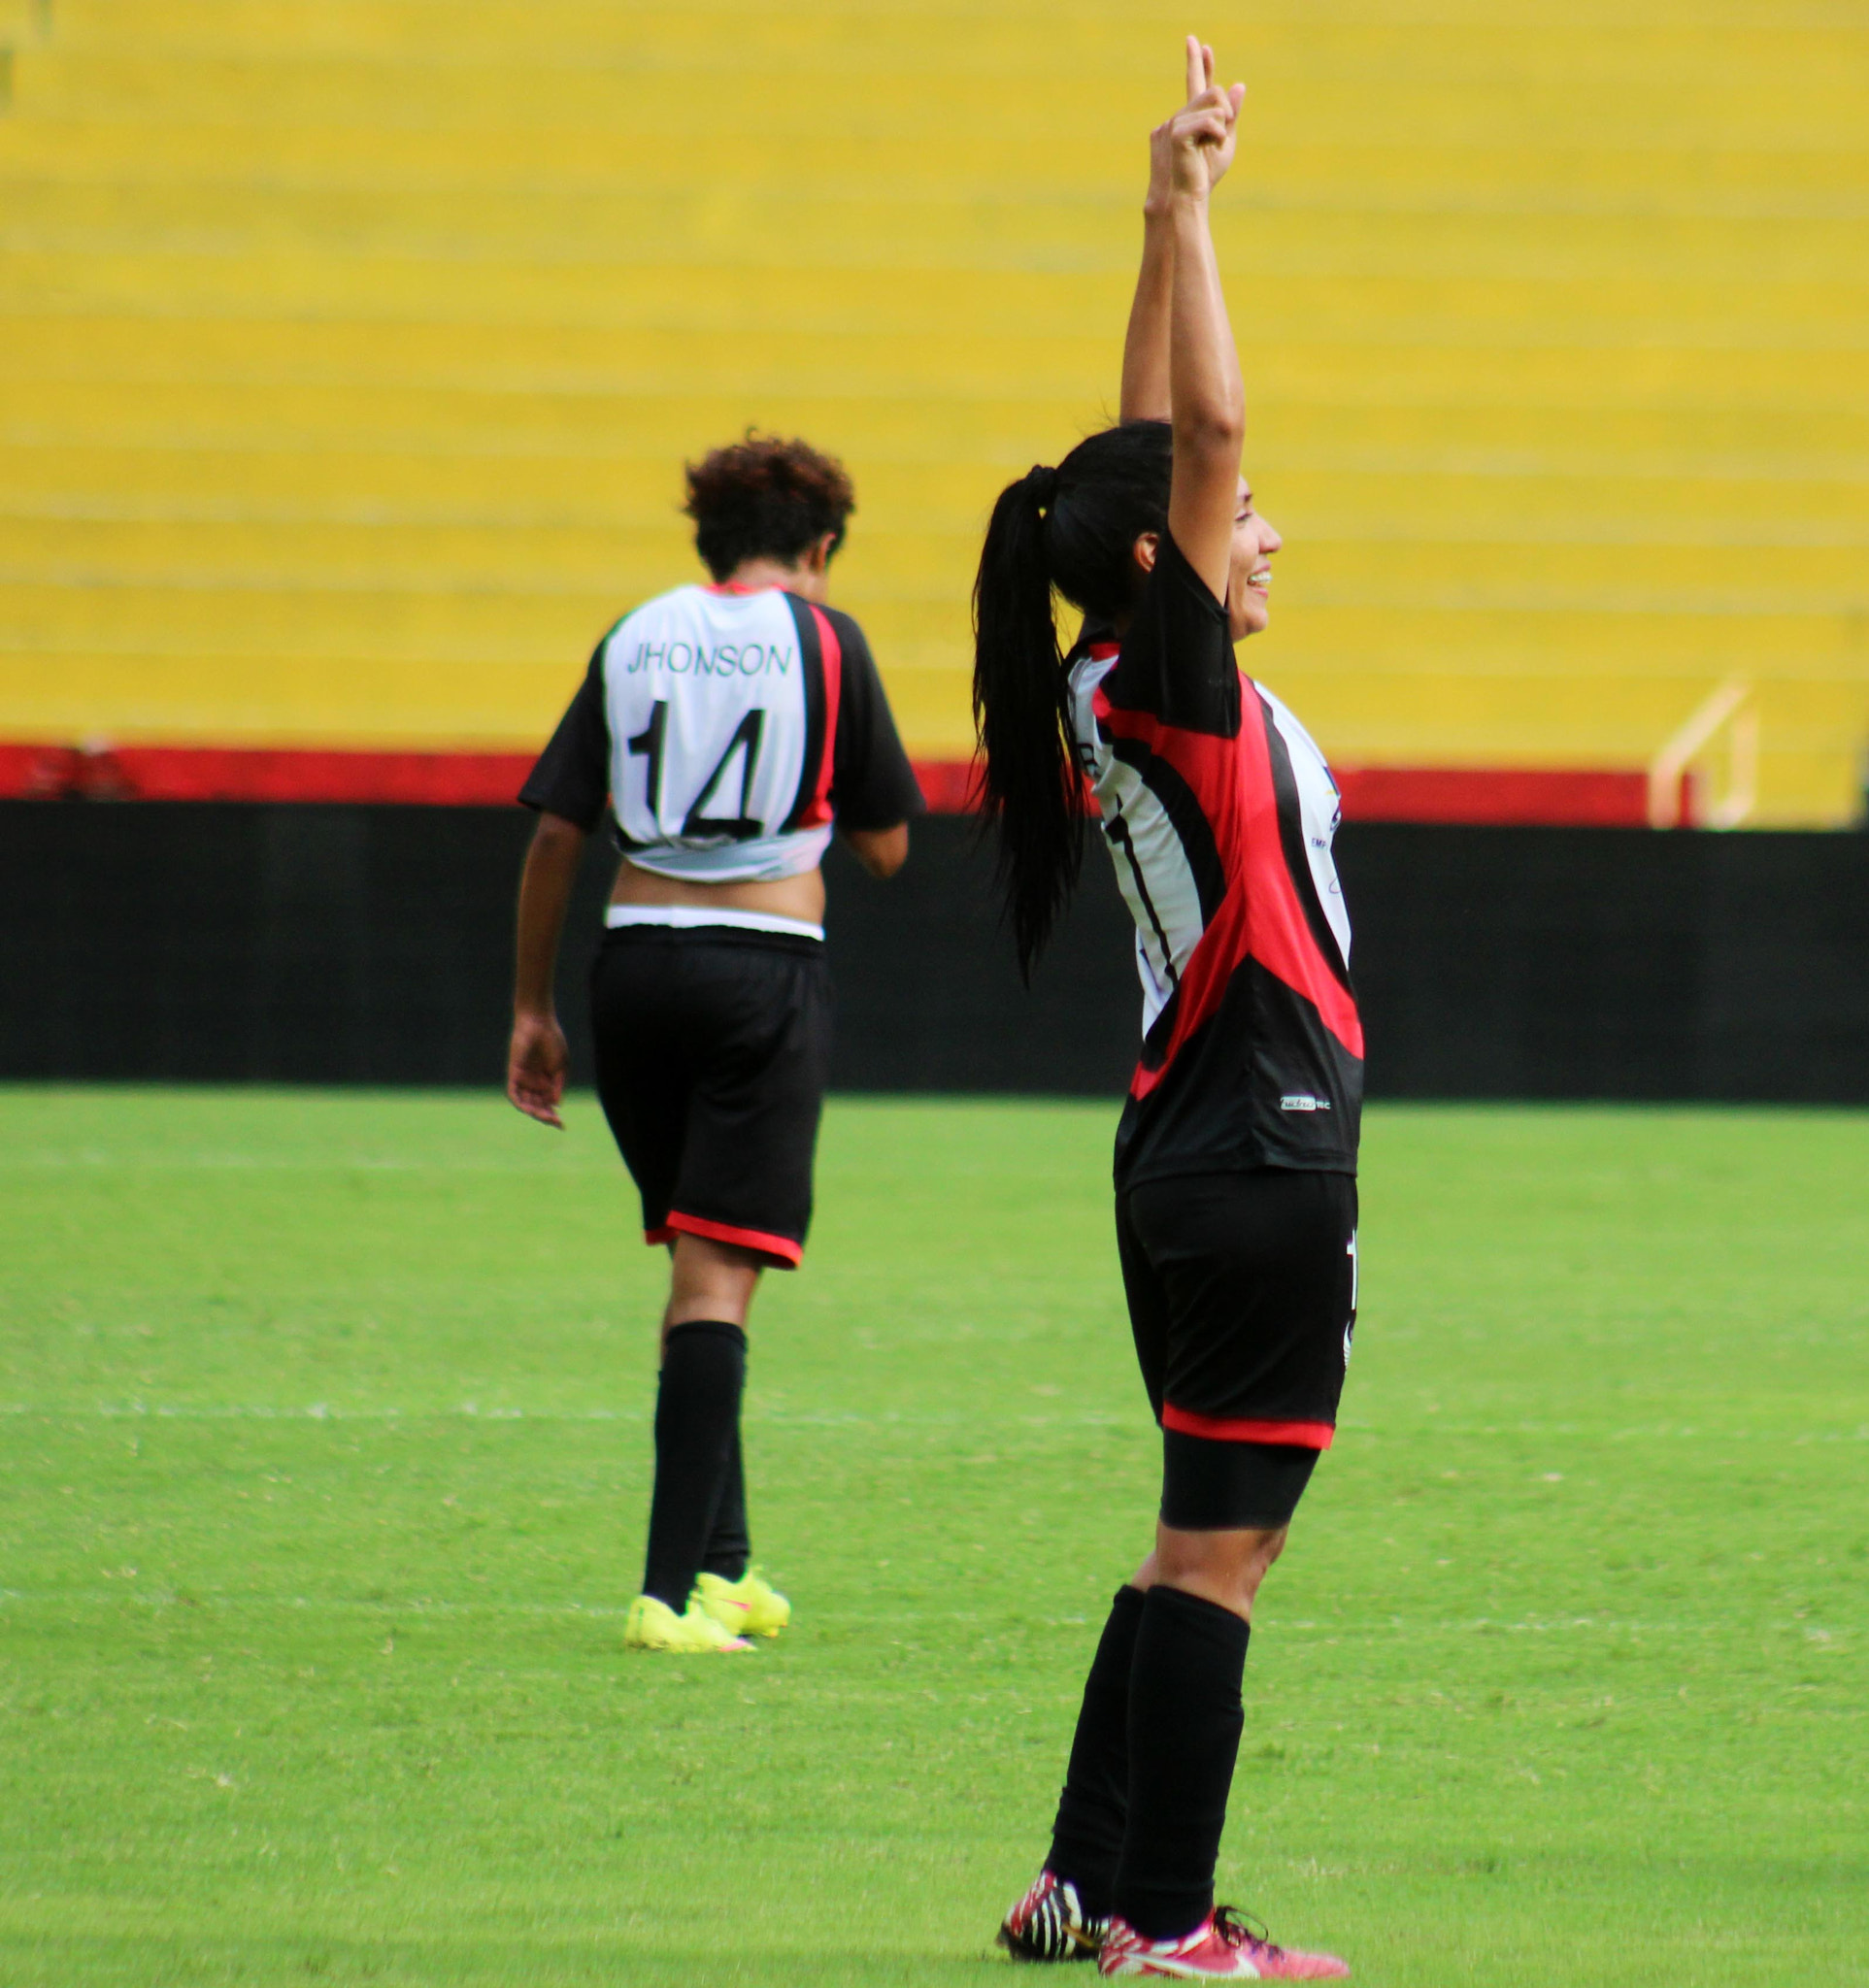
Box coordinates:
[1124,476,1284,643]
[1226,477,1282,642]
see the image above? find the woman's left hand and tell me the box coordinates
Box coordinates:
[1157,36,1246,200]
[507,1010,569,1128]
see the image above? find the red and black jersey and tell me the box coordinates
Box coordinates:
[1066,532,1363,1182]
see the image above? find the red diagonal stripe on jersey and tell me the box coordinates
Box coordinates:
[1093,680,1364,1092]
[1243,684,1362,1047]
[801,605,843,829]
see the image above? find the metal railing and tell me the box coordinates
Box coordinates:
[1648,679,1758,830]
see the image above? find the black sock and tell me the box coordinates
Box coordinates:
[1113,1587,1251,1941]
[700,1426,751,1581]
[641,1321,746,1610]
[1046,1584,1146,1918]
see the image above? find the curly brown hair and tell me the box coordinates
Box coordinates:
[683,431,856,582]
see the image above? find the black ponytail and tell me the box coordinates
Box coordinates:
[972,464,1078,980]
[971,420,1173,978]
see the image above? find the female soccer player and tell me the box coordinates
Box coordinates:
[509,434,922,1655]
[978,45,1359,1979]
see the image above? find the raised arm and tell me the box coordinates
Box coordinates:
[1120,41,1243,428]
[1163,36,1248,604]
[1118,148,1176,422]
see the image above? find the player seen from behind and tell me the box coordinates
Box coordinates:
[974,45,1360,1978]
[508,434,922,1654]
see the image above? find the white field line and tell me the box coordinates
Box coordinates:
[0,1151,589,1174]
[0,1588,1840,1642]
[2,1401,1137,1429]
[0,1403,1862,1441]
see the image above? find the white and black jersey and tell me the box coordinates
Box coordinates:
[521,581,923,894]
[1066,532,1364,1181]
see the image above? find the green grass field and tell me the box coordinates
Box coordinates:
[2,1087,1864,1987]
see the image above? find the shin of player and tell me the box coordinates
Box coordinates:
[507,435,923,1656]
[979,43,1358,1979]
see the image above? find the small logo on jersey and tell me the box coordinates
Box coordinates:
[1344,1230,1358,1369]
[1279,1094,1331,1112]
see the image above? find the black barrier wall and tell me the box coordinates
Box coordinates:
[3,802,1866,1101]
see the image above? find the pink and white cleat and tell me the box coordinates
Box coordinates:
[997,1869,1108,1963]
[1098,1906,1349,1979]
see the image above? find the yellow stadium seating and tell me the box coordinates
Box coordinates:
[2,0,1865,820]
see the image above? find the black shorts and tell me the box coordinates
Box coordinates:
[1117,1169,1358,1528]
[590,924,832,1269]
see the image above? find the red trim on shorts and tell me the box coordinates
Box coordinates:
[1161,1404,1336,1449]
[663,1209,803,1268]
[644,1224,675,1246]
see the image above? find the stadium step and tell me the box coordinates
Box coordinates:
[1,0,1864,820]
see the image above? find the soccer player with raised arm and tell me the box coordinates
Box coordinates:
[974,45,1359,1978]
[509,435,923,1654]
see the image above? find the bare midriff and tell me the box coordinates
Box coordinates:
[608,856,827,926]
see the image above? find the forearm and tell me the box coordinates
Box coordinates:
[513,813,586,1014]
[843,821,909,879]
[1167,189,1243,447]
[1119,208,1176,423]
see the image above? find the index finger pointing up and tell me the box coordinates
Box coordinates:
[1185,33,1204,103]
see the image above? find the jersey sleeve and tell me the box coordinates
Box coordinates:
[824,609,926,830]
[517,637,612,830]
[1101,529,1240,738]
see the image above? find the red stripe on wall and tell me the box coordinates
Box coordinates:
[1334,765,1655,828]
[912,758,980,813]
[0,743,535,807]
[914,759,1657,827]
[0,744,1669,827]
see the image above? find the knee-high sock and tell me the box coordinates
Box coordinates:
[701,1426,751,1581]
[1112,1586,1250,1940]
[641,1320,746,1609]
[1045,1584,1146,1918]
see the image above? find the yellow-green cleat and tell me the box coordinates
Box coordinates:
[623,1593,752,1653]
[695,1568,791,1639]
